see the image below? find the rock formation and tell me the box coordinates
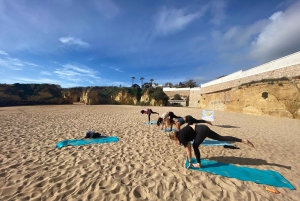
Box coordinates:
[198,77,300,119]
[0,84,69,106]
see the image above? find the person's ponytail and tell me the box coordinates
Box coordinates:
[169,130,178,141]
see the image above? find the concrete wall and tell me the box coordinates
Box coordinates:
[200,64,300,94]
[201,51,300,87]
[189,88,201,107]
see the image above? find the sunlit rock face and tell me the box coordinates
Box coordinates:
[140,91,163,106]
[198,78,300,119]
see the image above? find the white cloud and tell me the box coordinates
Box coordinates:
[209,0,227,25]
[54,64,100,83]
[0,57,23,70]
[0,50,9,56]
[222,19,268,48]
[249,1,300,62]
[154,7,203,35]
[41,71,52,76]
[109,66,124,72]
[59,37,90,48]
[25,62,40,67]
[14,77,62,84]
[0,56,41,70]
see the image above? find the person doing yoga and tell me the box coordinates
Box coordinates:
[169,125,254,168]
[141,108,159,122]
[165,115,212,131]
[157,111,180,130]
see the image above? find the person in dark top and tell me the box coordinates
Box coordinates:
[141,108,159,122]
[169,125,254,168]
[165,115,212,131]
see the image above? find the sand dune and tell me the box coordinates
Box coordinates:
[0,104,299,200]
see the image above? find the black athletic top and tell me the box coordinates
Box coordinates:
[177,126,196,147]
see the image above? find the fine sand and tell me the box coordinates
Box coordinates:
[0,104,299,201]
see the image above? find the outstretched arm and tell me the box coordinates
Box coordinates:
[185,142,193,163]
[161,120,165,130]
[176,123,181,131]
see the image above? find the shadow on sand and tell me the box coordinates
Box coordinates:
[208,156,291,169]
[214,125,240,128]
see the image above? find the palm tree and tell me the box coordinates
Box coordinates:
[150,78,154,86]
[131,76,135,86]
[140,77,144,88]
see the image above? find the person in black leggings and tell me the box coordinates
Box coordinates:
[169,125,254,168]
[166,115,212,131]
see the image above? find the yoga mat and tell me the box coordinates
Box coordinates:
[200,140,232,146]
[56,136,119,149]
[145,120,157,125]
[162,128,177,132]
[185,158,295,190]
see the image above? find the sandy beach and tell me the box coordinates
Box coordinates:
[0,104,299,201]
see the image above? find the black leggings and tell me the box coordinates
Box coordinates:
[185,115,206,125]
[148,109,158,121]
[169,112,179,120]
[193,125,242,163]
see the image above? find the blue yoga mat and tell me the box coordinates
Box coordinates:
[145,120,157,125]
[56,136,119,149]
[162,128,177,132]
[185,158,295,190]
[199,140,231,146]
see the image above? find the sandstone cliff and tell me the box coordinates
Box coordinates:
[0,84,70,106]
[140,90,164,106]
[62,87,84,102]
[81,87,140,105]
[198,77,300,119]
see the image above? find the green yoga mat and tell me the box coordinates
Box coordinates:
[185,158,295,190]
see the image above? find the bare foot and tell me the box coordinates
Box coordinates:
[193,163,201,168]
[242,139,254,148]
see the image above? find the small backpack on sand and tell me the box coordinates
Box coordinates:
[84,130,102,138]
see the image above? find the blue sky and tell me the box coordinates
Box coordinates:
[1,0,300,88]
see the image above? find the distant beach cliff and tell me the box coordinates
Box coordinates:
[0,84,169,107]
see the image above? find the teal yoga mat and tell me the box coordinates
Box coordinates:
[197,140,231,146]
[185,158,295,190]
[56,136,119,149]
[145,120,157,125]
[162,128,177,132]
